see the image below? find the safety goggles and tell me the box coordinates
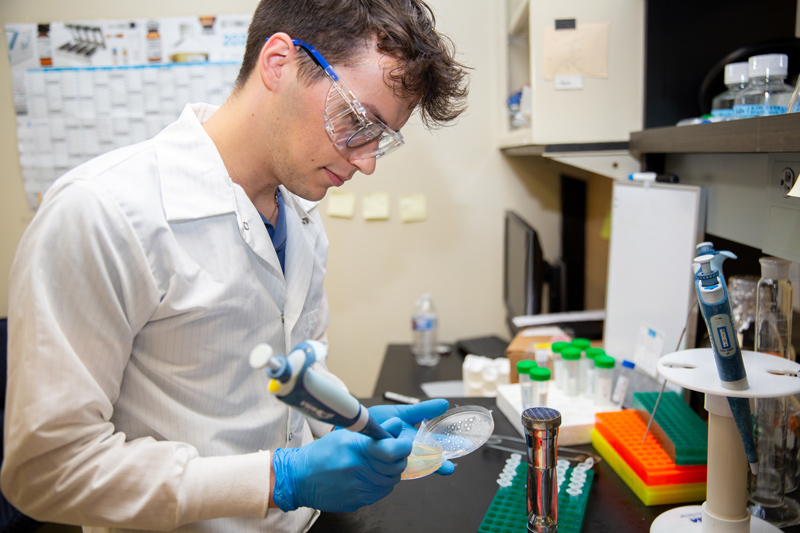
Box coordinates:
[291,39,405,160]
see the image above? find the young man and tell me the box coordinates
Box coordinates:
[1,1,468,532]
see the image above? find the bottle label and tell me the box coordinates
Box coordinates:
[412,317,435,331]
[147,37,161,62]
[711,108,734,117]
[734,104,787,117]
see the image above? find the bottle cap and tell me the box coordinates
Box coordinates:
[759,256,791,280]
[404,405,494,480]
[748,54,788,78]
[724,62,749,85]
[621,359,636,369]
[530,367,551,382]
[571,338,591,349]
[551,341,570,353]
[561,346,581,360]
[516,360,537,374]
[586,347,605,359]
[594,355,616,369]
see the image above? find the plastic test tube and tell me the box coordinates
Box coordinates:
[517,360,537,410]
[561,346,581,397]
[572,338,591,393]
[593,355,616,404]
[583,347,605,399]
[550,341,570,391]
[611,359,635,406]
[530,367,551,407]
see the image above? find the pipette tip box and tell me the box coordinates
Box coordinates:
[631,391,708,465]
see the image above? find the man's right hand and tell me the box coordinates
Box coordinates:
[272,417,411,512]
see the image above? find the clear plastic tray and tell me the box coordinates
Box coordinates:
[402,405,495,480]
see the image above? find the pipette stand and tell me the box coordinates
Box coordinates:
[650,349,800,533]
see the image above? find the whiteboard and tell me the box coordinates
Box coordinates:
[603,181,705,377]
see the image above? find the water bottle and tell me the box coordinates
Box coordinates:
[711,62,749,119]
[412,293,439,366]
[734,54,793,118]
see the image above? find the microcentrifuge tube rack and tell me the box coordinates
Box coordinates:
[479,453,594,533]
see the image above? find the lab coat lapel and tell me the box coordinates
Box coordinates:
[282,192,320,344]
[231,185,286,282]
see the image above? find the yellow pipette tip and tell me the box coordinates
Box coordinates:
[268,379,281,393]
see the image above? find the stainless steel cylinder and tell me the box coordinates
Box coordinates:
[522,407,562,533]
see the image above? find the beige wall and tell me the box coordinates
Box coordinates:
[0,1,610,398]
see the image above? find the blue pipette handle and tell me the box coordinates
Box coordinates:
[250,341,391,440]
[694,252,759,474]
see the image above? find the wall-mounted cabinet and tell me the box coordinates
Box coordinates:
[498,0,645,150]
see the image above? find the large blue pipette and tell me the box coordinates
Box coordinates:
[249,340,391,440]
[693,252,759,475]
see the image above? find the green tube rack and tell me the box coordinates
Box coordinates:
[478,461,594,533]
[632,391,708,465]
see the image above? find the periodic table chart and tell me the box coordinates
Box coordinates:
[5,14,251,210]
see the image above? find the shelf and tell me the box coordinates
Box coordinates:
[630,113,800,156]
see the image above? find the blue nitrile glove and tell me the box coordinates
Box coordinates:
[272,417,411,512]
[367,398,455,475]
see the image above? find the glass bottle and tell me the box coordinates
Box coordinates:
[146,21,162,63]
[37,23,52,67]
[749,256,797,526]
[711,62,749,119]
[734,54,793,118]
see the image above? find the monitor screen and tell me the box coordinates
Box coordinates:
[504,211,543,326]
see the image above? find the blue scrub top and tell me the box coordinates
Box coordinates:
[259,189,286,274]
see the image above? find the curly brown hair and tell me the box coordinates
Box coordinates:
[234,0,469,128]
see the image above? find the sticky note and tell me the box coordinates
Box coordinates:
[363,192,390,220]
[326,191,356,218]
[399,194,427,223]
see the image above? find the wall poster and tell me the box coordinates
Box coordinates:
[5,14,250,209]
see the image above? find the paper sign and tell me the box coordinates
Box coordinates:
[542,23,609,80]
[632,324,666,378]
[326,191,356,219]
[362,192,390,220]
[790,176,800,198]
[399,194,427,223]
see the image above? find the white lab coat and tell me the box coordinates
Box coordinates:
[2,104,333,532]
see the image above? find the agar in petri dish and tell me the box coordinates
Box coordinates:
[401,443,444,480]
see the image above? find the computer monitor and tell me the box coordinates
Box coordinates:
[503,211,565,334]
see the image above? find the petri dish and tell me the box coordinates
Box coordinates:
[402,405,495,480]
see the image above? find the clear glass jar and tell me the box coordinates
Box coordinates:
[734,54,793,118]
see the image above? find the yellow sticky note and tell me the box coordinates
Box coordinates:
[326,191,356,218]
[600,209,611,241]
[399,194,427,223]
[363,192,390,220]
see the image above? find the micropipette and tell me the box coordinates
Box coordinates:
[642,241,736,445]
[693,252,759,474]
[249,341,391,441]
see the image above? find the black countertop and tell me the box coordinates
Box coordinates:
[309,345,708,532]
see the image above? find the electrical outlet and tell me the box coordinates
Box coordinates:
[765,155,800,263]
[781,167,796,197]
